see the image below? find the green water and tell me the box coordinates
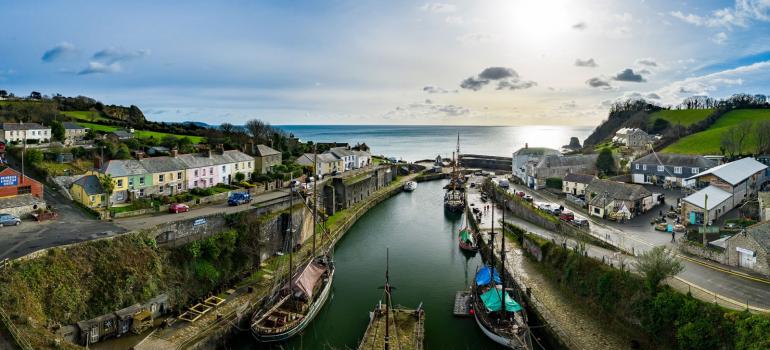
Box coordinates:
[231,179,504,349]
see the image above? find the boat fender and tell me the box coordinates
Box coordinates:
[469,308,475,315]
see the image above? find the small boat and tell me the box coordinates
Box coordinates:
[471,202,532,349]
[404,181,418,192]
[251,151,335,342]
[458,227,479,252]
[358,249,425,350]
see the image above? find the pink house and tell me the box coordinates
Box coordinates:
[178,154,220,189]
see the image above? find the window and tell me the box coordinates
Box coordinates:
[248,161,252,167]
[193,180,198,187]
[159,174,165,182]
[101,195,105,201]
[209,178,213,185]
[139,177,145,185]
[642,164,647,171]
[692,167,699,174]
[657,165,664,172]
[177,172,183,180]
[235,163,239,170]
[139,189,144,197]
[674,167,682,174]
[635,164,639,170]
[90,195,95,202]
[128,178,134,187]
[194,170,198,177]
[18,185,31,195]
[222,165,226,172]
[209,167,213,174]
[117,179,124,187]
[177,183,182,190]
[158,186,163,193]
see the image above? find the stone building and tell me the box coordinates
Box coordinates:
[323,165,394,215]
[62,122,89,144]
[253,144,282,174]
[511,145,560,185]
[586,179,654,219]
[527,154,599,189]
[562,173,596,196]
[631,153,716,187]
[612,127,654,149]
[725,222,770,277]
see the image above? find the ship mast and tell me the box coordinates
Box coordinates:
[313,145,318,257]
[500,200,506,322]
[384,248,391,350]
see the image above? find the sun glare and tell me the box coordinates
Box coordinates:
[507,0,571,46]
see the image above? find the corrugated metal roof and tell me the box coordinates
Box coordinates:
[687,157,767,185]
[682,185,732,209]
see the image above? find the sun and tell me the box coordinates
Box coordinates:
[505,0,572,46]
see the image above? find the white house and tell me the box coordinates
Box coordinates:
[328,147,356,171]
[1,122,51,143]
[353,150,371,168]
[511,145,560,185]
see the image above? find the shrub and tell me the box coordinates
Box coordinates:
[545,177,562,189]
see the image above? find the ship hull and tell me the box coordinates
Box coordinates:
[474,310,524,349]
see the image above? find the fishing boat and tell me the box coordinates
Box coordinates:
[458,206,478,252]
[358,249,425,350]
[251,150,336,342]
[444,133,465,213]
[471,202,532,349]
[403,181,418,192]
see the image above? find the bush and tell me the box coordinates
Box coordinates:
[24,148,44,165]
[234,172,245,182]
[545,177,562,189]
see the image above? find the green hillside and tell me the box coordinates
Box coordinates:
[77,122,205,143]
[662,109,770,154]
[648,109,713,127]
[61,110,109,122]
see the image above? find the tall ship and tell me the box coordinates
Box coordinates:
[471,203,532,349]
[444,133,465,213]
[251,151,336,342]
[358,249,425,350]
[458,204,479,252]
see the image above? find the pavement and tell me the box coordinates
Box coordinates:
[474,175,770,311]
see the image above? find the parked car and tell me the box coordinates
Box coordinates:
[523,195,533,202]
[572,215,589,227]
[516,191,525,197]
[290,180,302,187]
[498,179,510,188]
[228,192,252,206]
[0,213,21,227]
[674,224,686,233]
[536,202,552,211]
[169,203,190,214]
[654,223,668,231]
[723,222,739,230]
[559,211,575,222]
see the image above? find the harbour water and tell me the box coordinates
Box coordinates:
[230,179,508,349]
[277,125,593,161]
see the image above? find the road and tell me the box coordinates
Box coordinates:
[478,176,770,311]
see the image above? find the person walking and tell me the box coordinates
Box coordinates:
[671,230,676,243]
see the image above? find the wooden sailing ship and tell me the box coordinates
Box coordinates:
[458,205,478,252]
[471,202,532,349]
[251,149,336,342]
[444,133,465,213]
[358,249,425,350]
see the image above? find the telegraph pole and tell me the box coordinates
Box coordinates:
[702,194,708,246]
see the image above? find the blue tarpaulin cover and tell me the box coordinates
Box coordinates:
[475,266,501,286]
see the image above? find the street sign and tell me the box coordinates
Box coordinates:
[698,226,719,234]
[0,175,18,187]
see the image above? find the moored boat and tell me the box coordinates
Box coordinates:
[444,133,465,213]
[404,181,418,192]
[458,227,479,252]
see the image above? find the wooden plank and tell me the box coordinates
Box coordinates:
[453,291,472,316]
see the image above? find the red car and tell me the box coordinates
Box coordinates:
[169,203,190,214]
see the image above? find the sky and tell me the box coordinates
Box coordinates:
[2,0,770,126]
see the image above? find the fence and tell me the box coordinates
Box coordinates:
[0,307,33,350]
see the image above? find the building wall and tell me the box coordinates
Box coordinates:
[186,166,219,189]
[71,184,104,208]
[562,181,589,196]
[726,232,769,277]
[151,170,186,196]
[0,168,44,198]
[2,128,52,142]
[255,154,281,174]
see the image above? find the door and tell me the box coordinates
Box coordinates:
[739,251,756,269]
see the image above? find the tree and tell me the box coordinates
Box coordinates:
[234,172,245,182]
[219,123,235,134]
[29,91,42,100]
[161,135,179,149]
[635,246,684,291]
[755,120,770,155]
[735,120,753,155]
[23,149,43,165]
[99,174,115,211]
[50,120,65,142]
[596,148,616,176]
[721,127,739,157]
[114,143,131,159]
[0,90,7,98]
[650,118,670,134]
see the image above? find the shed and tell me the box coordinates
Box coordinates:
[143,294,170,319]
[114,303,143,336]
[76,313,118,345]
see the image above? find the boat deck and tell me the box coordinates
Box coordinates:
[358,305,424,350]
[453,291,472,317]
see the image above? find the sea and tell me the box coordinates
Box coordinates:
[276,125,594,162]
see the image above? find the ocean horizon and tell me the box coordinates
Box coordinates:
[276,124,594,161]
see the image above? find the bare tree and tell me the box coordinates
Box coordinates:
[245,119,272,145]
[735,120,753,155]
[721,127,739,157]
[755,120,770,155]
[219,122,235,134]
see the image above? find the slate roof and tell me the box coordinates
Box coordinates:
[536,154,598,168]
[587,179,652,201]
[62,122,87,130]
[633,153,716,168]
[102,159,147,177]
[687,157,768,185]
[682,185,732,209]
[72,174,104,195]
[564,173,596,184]
[328,147,354,158]
[177,150,254,169]
[296,153,340,167]
[513,147,560,157]
[254,144,280,157]
[111,130,133,138]
[1,122,47,131]
[140,156,188,173]
[745,221,770,251]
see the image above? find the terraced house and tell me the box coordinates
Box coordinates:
[101,159,153,203]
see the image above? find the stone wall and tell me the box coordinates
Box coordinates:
[725,232,770,277]
[677,241,727,264]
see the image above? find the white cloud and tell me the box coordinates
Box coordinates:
[456,33,495,44]
[419,3,457,13]
[445,16,464,24]
[78,61,121,75]
[670,1,770,29]
[653,61,766,103]
[712,32,728,44]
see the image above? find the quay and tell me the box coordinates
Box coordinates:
[452,291,472,317]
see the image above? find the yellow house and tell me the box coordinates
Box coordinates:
[139,156,187,196]
[71,174,106,208]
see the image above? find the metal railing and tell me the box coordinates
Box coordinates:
[0,307,34,350]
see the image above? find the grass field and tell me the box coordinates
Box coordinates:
[61,110,109,122]
[648,109,714,127]
[77,122,205,143]
[662,109,770,154]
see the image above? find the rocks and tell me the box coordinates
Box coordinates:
[562,137,582,150]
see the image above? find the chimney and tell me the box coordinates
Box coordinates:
[171,148,178,157]
[134,150,145,160]
[206,147,212,158]
[217,144,225,154]
[94,155,103,170]
[525,143,528,149]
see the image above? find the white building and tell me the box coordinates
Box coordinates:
[1,122,51,143]
[510,145,560,186]
[353,150,371,168]
[328,147,357,171]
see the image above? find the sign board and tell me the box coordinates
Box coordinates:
[736,247,756,257]
[0,175,18,187]
[690,212,696,225]
[698,226,720,234]
[667,224,673,232]
[193,218,207,227]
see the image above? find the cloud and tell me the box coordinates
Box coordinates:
[457,33,494,43]
[78,61,121,75]
[460,67,536,91]
[712,32,728,44]
[419,3,456,13]
[586,77,611,88]
[423,85,456,93]
[574,58,598,67]
[646,93,661,99]
[41,42,76,62]
[386,100,472,118]
[572,22,587,30]
[635,58,658,67]
[92,48,150,63]
[613,68,646,82]
[445,16,464,24]
[669,1,770,29]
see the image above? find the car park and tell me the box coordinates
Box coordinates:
[169,203,190,214]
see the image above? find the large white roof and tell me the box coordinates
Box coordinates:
[687,157,767,185]
[682,185,732,209]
